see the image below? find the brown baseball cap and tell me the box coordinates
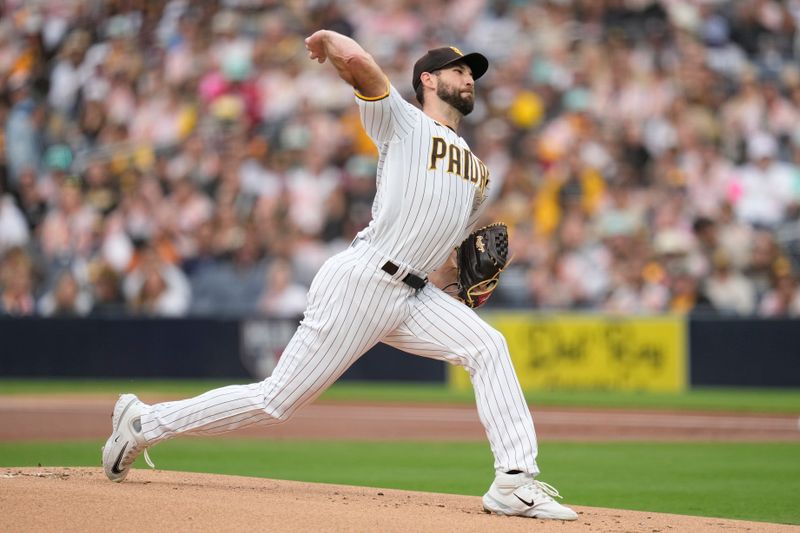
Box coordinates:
[412,46,489,91]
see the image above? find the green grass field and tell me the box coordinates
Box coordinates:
[2,379,800,413]
[1,439,798,525]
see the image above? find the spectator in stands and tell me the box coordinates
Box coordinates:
[758,259,800,317]
[88,262,126,317]
[123,243,190,316]
[703,250,756,315]
[595,181,646,242]
[258,257,307,319]
[747,229,783,298]
[8,167,46,231]
[4,78,42,186]
[189,228,266,316]
[552,211,610,308]
[603,259,669,315]
[47,30,90,119]
[0,178,29,254]
[715,201,754,271]
[39,177,99,264]
[689,217,719,279]
[83,159,119,216]
[38,270,92,316]
[162,176,213,258]
[286,150,341,238]
[683,143,735,219]
[0,246,36,316]
[667,268,713,315]
[732,132,796,228]
[180,220,218,276]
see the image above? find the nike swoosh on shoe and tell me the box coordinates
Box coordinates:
[514,493,534,507]
[111,442,128,475]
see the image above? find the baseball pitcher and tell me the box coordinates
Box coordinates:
[101,30,577,521]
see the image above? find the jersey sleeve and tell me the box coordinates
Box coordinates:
[355,83,418,145]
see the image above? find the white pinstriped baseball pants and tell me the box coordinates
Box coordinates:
[140,239,539,475]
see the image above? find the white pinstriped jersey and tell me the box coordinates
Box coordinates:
[355,85,491,275]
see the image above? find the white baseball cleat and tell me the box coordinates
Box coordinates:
[101,394,155,482]
[482,472,578,520]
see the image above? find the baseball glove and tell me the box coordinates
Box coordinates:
[456,223,509,308]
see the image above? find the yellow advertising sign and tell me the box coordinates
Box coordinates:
[450,313,687,392]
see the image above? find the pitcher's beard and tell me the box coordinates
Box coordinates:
[437,84,474,115]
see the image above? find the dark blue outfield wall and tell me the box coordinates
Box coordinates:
[689,316,800,387]
[0,316,798,387]
[0,317,445,382]
[0,317,244,379]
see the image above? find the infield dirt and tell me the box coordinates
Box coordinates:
[2,467,798,533]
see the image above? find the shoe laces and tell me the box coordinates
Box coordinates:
[521,480,563,502]
[142,449,155,469]
[132,417,154,469]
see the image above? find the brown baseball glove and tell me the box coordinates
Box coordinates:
[455,223,509,308]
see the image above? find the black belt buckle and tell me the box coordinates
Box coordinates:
[381,261,426,290]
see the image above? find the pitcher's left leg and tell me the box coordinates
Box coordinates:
[384,285,538,475]
[384,285,577,520]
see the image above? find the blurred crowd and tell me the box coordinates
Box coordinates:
[1,0,799,318]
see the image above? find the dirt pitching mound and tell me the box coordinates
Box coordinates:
[2,467,795,532]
